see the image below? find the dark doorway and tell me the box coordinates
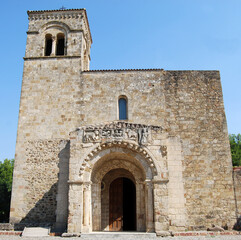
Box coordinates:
[109,177,136,231]
[123,178,136,231]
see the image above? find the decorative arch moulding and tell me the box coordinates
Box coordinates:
[80,141,157,170]
[40,21,71,33]
[77,143,167,181]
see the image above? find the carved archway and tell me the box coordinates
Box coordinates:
[82,144,156,233]
[79,141,158,182]
[67,121,167,233]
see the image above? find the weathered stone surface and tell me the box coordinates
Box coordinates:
[156,231,172,237]
[207,225,225,232]
[0,224,13,231]
[62,232,80,237]
[234,168,241,230]
[10,8,238,234]
[22,227,50,237]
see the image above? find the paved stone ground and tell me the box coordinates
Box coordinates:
[0,236,241,240]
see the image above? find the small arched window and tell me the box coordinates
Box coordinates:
[119,96,128,120]
[56,33,65,56]
[45,34,52,56]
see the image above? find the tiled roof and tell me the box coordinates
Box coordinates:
[83,69,219,73]
[83,68,165,73]
[27,9,86,14]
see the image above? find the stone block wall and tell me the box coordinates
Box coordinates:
[11,139,69,229]
[18,58,82,140]
[0,223,13,231]
[234,167,241,230]
[163,71,236,229]
[23,140,60,223]
[80,70,166,127]
[10,57,82,224]
[79,70,236,229]
[11,65,237,230]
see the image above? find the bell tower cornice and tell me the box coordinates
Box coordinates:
[24,8,92,70]
[27,9,92,44]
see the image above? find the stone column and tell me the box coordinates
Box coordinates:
[82,181,92,233]
[136,181,145,231]
[67,182,83,233]
[145,179,154,232]
[92,182,101,231]
[51,36,56,56]
[153,180,169,232]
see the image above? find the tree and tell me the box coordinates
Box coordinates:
[229,134,241,167]
[0,159,14,222]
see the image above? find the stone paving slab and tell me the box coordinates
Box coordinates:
[0,235,241,240]
[22,227,50,237]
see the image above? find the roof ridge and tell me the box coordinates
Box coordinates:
[83,68,165,72]
[27,9,86,14]
[83,69,219,73]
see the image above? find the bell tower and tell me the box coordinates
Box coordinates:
[26,9,92,70]
[10,9,92,230]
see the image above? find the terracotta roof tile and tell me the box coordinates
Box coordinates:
[27,9,86,14]
[83,68,165,73]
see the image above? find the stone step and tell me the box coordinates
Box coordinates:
[81,232,157,239]
[22,227,50,237]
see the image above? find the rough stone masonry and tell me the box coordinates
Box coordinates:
[9,8,240,234]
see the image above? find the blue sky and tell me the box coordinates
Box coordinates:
[0,0,241,160]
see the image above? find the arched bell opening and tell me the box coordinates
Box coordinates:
[56,33,65,55]
[44,34,53,56]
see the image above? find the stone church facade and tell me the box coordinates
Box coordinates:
[10,9,238,233]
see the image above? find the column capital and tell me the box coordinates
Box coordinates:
[145,179,153,187]
[68,180,92,185]
[83,181,92,190]
[152,179,169,184]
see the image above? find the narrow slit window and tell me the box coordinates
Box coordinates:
[56,33,65,56]
[45,34,52,56]
[119,97,127,120]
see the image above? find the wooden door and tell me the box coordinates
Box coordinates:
[109,178,123,231]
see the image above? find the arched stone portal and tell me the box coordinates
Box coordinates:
[89,147,155,232]
[67,122,171,234]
